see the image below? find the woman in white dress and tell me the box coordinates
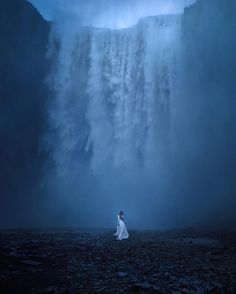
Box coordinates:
[114,211,129,240]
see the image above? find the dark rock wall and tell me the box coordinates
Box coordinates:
[179,0,236,217]
[0,0,50,226]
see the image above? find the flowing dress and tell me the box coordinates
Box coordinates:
[114,214,129,240]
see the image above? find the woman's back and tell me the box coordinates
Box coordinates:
[115,210,129,240]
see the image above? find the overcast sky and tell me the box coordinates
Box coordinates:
[28,0,196,28]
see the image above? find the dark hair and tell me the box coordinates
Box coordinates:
[119,211,124,220]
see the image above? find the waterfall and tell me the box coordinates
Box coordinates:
[48,14,182,181]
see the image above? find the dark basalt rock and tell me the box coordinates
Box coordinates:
[0,228,235,293]
[0,0,50,226]
[116,271,128,278]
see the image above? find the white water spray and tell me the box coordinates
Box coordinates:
[48,15,182,181]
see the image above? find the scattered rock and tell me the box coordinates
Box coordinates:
[116,271,128,278]
[0,229,235,293]
[22,260,41,266]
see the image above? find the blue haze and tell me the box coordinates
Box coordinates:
[0,0,235,229]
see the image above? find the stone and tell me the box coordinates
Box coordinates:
[116,271,128,278]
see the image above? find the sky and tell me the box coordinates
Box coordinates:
[28,0,196,29]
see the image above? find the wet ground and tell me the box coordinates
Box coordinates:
[0,228,236,293]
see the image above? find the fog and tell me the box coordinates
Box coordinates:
[1,0,235,229]
[33,0,235,230]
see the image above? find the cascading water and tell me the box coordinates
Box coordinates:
[44,12,186,228]
[48,15,182,181]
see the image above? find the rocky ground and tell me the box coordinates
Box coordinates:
[0,228,236,293]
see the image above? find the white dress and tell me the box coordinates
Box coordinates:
[114,214,129,240]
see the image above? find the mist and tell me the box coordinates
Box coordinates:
[33,0,235,230]
[1,0,235,230]
[29,0,196,27]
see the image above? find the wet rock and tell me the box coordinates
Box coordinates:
[116,271,128,278]
[46,286,55,293]
[0,228,235,293]
[45,286,65,293]
[132,282,162,292]
[23,260,41,266]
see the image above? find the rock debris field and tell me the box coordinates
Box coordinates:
[0,228,236,293]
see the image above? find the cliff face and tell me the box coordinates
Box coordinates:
[0,0,50,226]
[179,0,236,216]
[183,0,236,81]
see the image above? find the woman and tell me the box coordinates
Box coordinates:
[114,211,129,240]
